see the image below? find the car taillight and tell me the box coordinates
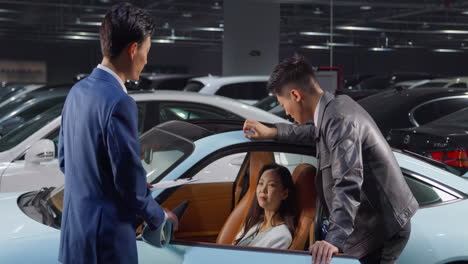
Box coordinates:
[430,150,468,168]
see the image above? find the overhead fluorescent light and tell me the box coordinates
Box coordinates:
[63,35,98,40]
[300,31,334,36]
[462,11,468,15]
[77,21,101,26]
[326,42,357,47]
[0,17,15,22]
[192,27,224,32]
[369,47,394,51]
[438,30,468,34]
[0,9,18,13]
[360,6,372,10]
[433,49,462,53]
[313,8,323,15]
[301,45,329,50]
[336,26,379,32]
[66,32,99,37]
[152,39,174,44]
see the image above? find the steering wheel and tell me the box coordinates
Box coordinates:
[136,200,189,237]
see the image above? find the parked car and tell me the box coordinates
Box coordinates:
[0,83,46,108]
[343,74,374,90]
[343,72,437,100]
[412,77,468,89]
[391,79,430,90]
[0,85,70,137]
[76,73,199,91]
[388,107,468,176]
[0,120,467,263]
[358,87,468,137]
[0,90,288,193]
[183,75,269,105]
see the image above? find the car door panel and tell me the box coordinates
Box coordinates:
[137,241,360,264]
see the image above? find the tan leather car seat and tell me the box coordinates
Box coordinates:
[216,152,275,245]
[289,163,317,250]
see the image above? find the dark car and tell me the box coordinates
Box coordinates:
[75,73,198,91]
[388,107,468,176]
[343,72,437,100]
[358,87,468,137]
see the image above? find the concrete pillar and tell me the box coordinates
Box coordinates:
[223,0,280,76]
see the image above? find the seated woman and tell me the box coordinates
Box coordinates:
[234,163,297,249]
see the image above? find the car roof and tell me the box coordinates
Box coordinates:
[129,90,287,124]
[189,75,269,86]
[426,77,468,83]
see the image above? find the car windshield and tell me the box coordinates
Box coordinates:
[0,94,34,117]
[46,127,194,213]
[0,104,63,152]
[254,96,278,111]
[426,107,468,129]
[184,81,204,92]
[417,82,447,88]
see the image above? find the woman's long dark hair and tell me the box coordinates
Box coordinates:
[235,163,297,244]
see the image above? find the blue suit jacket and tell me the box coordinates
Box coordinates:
[58,68,165,264]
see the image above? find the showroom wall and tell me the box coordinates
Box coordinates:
[0,40,222,85]
[1,39,467,85]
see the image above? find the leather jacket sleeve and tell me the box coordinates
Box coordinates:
[323,117,363,251]
[275,122,316,144]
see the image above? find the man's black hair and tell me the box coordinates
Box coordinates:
[100,2,155,59]
[267,55,317,95]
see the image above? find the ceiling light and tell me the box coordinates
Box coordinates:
[182,12,192,18]
[433,49,462,53]
[439,30,468,34]
[462,11,468,15]
[0,9,18,13]
[336,26,379,31]
[212,2,221,10]
[301,45,329,50]
[360,6,372,10]
[326,42,357,47]
[99,0,111,3]
[63,35,98,40]
[192,27,224,32]
[152,39,174,44]
[421,22,430,29]
[313,8,323,15]
[219,23,224,28]
[369,47,394,51]
[300,31,334,36]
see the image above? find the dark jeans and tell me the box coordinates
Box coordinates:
[360,221,411,264]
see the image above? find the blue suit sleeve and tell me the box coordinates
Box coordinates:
[106,95,165,230]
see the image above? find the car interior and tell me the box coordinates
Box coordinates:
[159,149,319,252]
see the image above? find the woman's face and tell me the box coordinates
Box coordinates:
[256,169,289,212]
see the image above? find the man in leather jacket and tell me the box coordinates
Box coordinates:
[243,55,418,264]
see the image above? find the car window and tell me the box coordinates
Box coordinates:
[0,104,63,152]
[419,82,447,88]
[155,79,189,90]
[216,82,268,100]
[158,102,242,123]
[192,153,247,183]
[411,97,468,126]
[18,97,65,120]
[427,107,468,129]
[404,174,458,206]
[448,83,468,88]
[184,81,204,92]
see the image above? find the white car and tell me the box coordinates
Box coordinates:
[412,77,468,89]
[0,90,287,193]
[184,75,269,105]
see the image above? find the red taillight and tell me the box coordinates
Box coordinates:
[430,150,468,168]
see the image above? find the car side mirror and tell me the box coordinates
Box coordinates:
[25,139,55,165]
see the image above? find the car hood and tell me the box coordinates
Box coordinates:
[0,192,58,242]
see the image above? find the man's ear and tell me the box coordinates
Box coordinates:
[290,89,303,103]
[126,42,138,60]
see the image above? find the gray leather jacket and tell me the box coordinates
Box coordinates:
[275,92,418,258]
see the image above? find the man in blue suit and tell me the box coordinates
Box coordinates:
[58,3,178,263]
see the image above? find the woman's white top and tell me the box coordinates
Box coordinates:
[235,223,292,249]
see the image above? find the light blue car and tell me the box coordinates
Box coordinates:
[0,120,467,264]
